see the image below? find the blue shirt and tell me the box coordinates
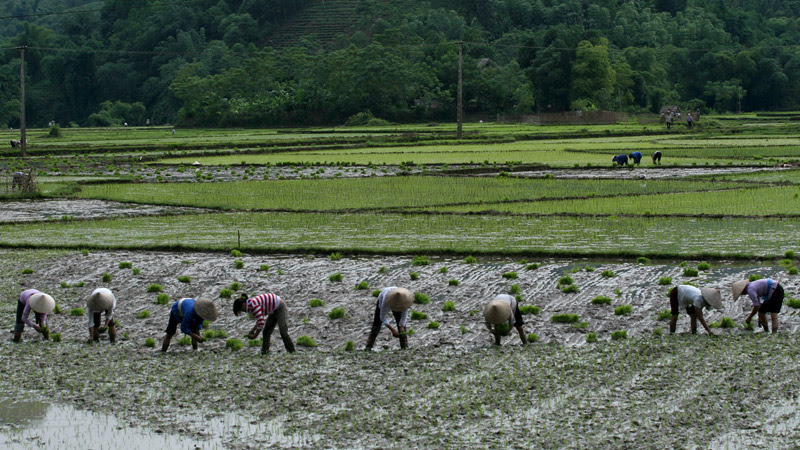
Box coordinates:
[171,298,204,335]
[613,154,628,165]
[629,152,642,163]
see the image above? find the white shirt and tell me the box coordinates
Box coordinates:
[676,285,707,310]
[493,294,517,325]
[377,287,409,327]
[87,288,117,328]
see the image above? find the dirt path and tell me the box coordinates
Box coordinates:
[0,199,208,223]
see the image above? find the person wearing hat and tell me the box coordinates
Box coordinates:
[629,151,643,165]
[484,294,527,345]
[87,288,117,344]
[233,293,295,355]
[732,279,784,333]
[161,298,218,352]
[365,287,413,351]
[612,154,629,166]
[651,151,662,165]
[13,289,55,342]
[668,285,723,335]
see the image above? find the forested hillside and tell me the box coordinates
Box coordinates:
[0,0,798,127]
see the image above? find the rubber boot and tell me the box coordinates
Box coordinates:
[494,332,502,346]
[161,334,172,352]
[12,331,21,343]
[108,327,117,344]
[364,333,377,351]
[399,334,408,350]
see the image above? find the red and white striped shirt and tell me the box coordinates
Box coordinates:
[247,293,281,329]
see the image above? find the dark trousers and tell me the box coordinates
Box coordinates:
[15,301,42,332]
[368,301,407,348]
[262,302,294,353]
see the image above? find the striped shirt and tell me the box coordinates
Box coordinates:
[247,293,282,329]
[19,289,46,328]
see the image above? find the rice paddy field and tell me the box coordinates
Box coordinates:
[2,116,800,448]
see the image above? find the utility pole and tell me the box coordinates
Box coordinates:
[18,46,27,158]
[457,41,463,139]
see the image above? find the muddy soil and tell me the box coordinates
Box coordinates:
[0,199,208,223]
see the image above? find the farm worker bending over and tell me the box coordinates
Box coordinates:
[87,288,117,344]
[732,279,784,334]
[233,293,295,355]
[483,294,527,346]
[161,298,218,352]
[668,285,723,335]
[651,151,662,165]
[629,152,643,165]
[612,154,629,166]
[13,290,55,342]
[365,287,413,351]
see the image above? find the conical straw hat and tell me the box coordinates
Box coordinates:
[29,293,55,314]
[731,280,749,301]
[385,288,413,312]
[87,290,114,312]
[194,300,219,322]
[701,288,723,311]
[483,298,511,325]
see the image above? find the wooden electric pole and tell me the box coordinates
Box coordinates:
[457,41,463,139]
[18,46,27,158]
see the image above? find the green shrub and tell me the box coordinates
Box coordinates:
[412,255,430,266]
[259,264,270,271]
[788,267,798,275]
[611,330,628,340]
[371,290,381,297]
[410,272,419,280]
[309,298,325,307]
[225,338,243,351]
[561,284,579,293]
[601,270,615,278]
[119,262,132,269]
[411,311,428,320]
[344,341,355,352]
[464,256,477,264]
[591,296,612,305]
[551,313,579,323]
[329,273,343,282]
[697,262,711,271]
[442,301,455,312]
[234,260,244,269]
[132,268,140,275]
[658,277,672,285]
[70,307,84,316]
[177,275,191,283]
[558,275,574,286]
[328,308,346,319]
[683,268,699,277]
[231,249,242,257]
[614,305,633,315]
[414,292,429,304]
[102,273,112,282]
[329,252,342,260]
[220,289,233,298]
[297,335,316,347]
[427,321,440,329]
[354,281,369,290]
[527,333,539,343]
[502,271,518,279]
[144,338,156,348]
[526,263,540,270]
[448,279,460,286]
[136,310,150,319]
[150,293,168,305]
[81,249,89,256]
[656,310,673,320]
[787,298,800,308]
[147,284,163,293]
[586,332,598,343]
[21,268,33,274]
[786,250,795,259]
[519,305,541,314]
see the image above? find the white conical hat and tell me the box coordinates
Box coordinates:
[29,293,55,314]
[194,300,218,322]
[483,298,511,325]
[385,288,413,312]
[87,290,114,312]
[701,288,723,311]
[731,280,748,301]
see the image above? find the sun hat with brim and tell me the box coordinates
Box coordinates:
[29,293,55,314]
[385,288,413,312]
[483,298,512,325]
[701,288,723,311]
[194,300,219,322]
[731,280,749,301]
[87,290,114,312]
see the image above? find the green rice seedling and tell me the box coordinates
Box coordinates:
[214,329,228,338]
[427,321,440,329]
[697,262,711,271]
[145,338,156,348]
[155,293,170,305]
[464,256,477,264]
[102,273,112,282]
[248,339,262,347]
[569,266,581,274]
[573,322,588,329]
[449,279,460,286]
[611,330,628,340]
[658,277,672,285]
[519,305,541,314]
[202,320,209,328]
[502,272,518,279]
[601,270,615,278]
[81,249,89,256]
[70,307,84,316]
[414,292,429,304]
[656,310,672,320]
[586,332,598,343]
[411,311,428,320]
[412,255,430,266]
[551,313,579,323]
[354,281,369,290]
[203,329,216,340]
[177,275,191,283]
[584,265,595,272]
[119,262,132,269]
[410,272,419,280]
[437,267,448,273]
[561,284,579,293]
[234,260,244,269]
[329,273,343,282]
[178,336,192,346]
[442,301,455,311]
[527,333,539,343]
[526,263,540,270]
[637,257,650,264]
[495,323,511,336]
[653,327,662,336]
[371,290,381,297]
[683,268,699,277]
[614,288,622,296]
[329,252,342,260]
[229,282,242,291]
[710,317,735,328]
[226,338,243,351]
[614,305,633,315]
[558,275,573,286]
[302,317,310,324]
[749,274,762,282]
[518,259,527,265]
[743,321,754,330]
[460,326,468,334]
[309,298,325,308]
[780,259,794,266]
[147,284,163,293]
[591,296,612,305]
[21,268,33,274]
[344,340,354,352]
[378,266,387,274]
[231,249,242,257]
[788,267,798,275]
[297,335,316,347]
[220,289,233,298]
[508,284,520,294]
[786,298,800,308]
[328,308,346,319]
[259,264,270,271]
[132,268,140,275]
[53,304,61,314]
[60,282,69,288]
[137,310,150,319]
[786,250,795,259]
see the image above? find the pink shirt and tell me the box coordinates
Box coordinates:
[246,293,281,329]
[19,289,46,328]
[745,279,779,307]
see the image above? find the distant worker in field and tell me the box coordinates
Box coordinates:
[668,285,723,335]
[732,279,784,334]
[86,288,117,344]
[687,113,694,129]
[629,151,643,165]
[666,113,673,129]
[483,294,527,346]
[161,298,218,352]
[14,289,55,342]
[612,154,629,166]
[233,293,295,355]
[365,287,413,351]
[652,151,662,165]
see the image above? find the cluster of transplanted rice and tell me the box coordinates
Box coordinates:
[3,334,800,448]
[2,212,799,258]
